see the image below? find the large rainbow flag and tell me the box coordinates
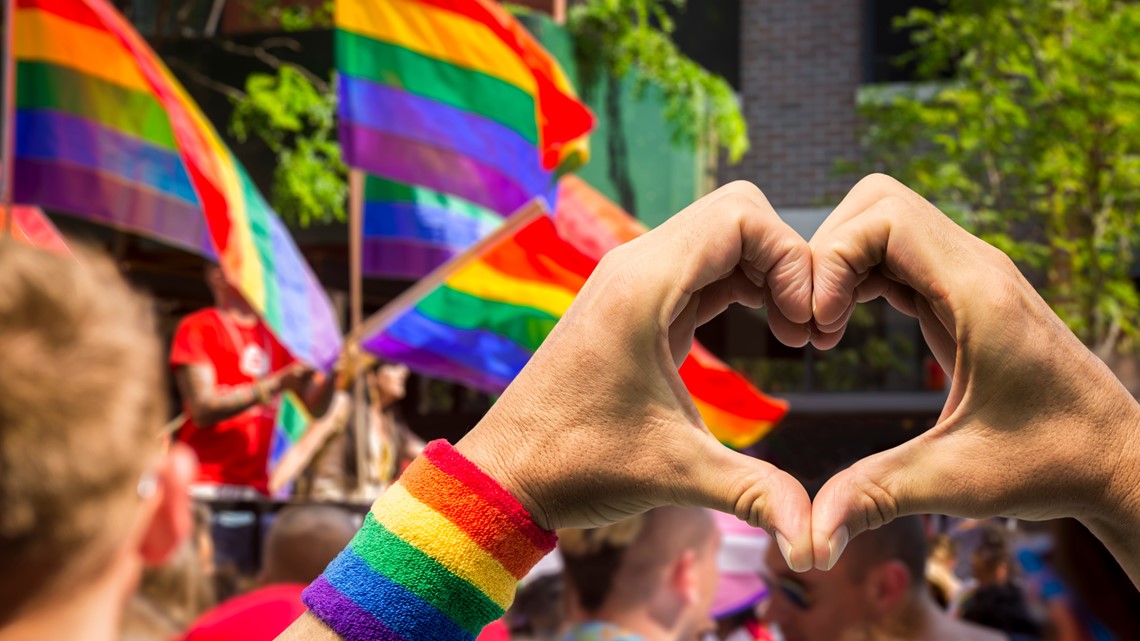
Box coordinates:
[13,0,342,367]
[358,202,787,449]
[335,0,594,278]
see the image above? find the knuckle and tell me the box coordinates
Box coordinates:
[720,179,765,201]
[855,172,903,196]
[853,472,900,531]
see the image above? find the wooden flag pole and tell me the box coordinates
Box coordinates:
[351,199,549,343]
[2,0,17,238]
[348,169,369,499]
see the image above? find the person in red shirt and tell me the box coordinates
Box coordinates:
[171,267,335,496]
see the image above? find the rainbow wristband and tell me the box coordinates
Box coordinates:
[302,440,557,641]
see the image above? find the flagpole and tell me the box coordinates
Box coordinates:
[348,168,368,498]
[351,198,549,342]
[2,0,17,238]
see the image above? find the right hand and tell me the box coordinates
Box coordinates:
[807,174,1140,578]
[274,362,316,395]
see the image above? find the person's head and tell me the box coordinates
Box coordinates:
[0,242,197,627]
[203,265,253,316]
[559,507,719,641]
[259,505,359,585]
[366,361,409,406]
[120,507,217,641]
[928,534,957,570]
[763,516,928,641]
[970,526,1011,587]
[709,511,769,640]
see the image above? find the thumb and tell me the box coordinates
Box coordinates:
[685,439,814,572]
[810,430,971,571]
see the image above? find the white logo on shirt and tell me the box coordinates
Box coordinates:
[239,344,270,379]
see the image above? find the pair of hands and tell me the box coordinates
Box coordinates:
[455,174,1140,580]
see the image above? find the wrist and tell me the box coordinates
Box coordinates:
[455,409,551,531]
[252,380,270,404]
[1094,400,1140,533]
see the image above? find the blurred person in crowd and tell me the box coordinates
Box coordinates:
[1016,520,1138,641]
[171,266,336,572]
[763,516,1004,641]
[506,573,566,641]
[926,534,961,610]
[558,508,719,641]
[958,526,1042,640]
[0,242,198,641]
[171,266,335,498]
[300,360,424,502]
[708,511,773,641]
[179,504,358,641]
[120,504,216,641]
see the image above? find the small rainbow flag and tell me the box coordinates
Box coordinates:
[336,0,593,278]
[269,390,313,473]
[359,202,787,449]
[1,205,71,255]
[13,0,342,367]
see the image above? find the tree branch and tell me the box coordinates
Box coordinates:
[213,38,330,93]
[168,59,246,101]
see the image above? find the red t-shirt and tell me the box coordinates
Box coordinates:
[170,308,294,493]
[180,584,307,641]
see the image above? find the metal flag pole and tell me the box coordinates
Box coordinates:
[348,168,369,499]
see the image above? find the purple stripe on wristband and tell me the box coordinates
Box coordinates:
[303,576,408,641]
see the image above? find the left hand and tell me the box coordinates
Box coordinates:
[455,182,818,571]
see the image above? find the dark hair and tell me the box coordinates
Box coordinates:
[959,583,1041,639]
[847,516,928,588]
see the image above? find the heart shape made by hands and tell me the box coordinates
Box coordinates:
[457,174,1140,574]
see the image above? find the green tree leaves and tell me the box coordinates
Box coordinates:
[230,66,345,227]
[857,0,1140,353]
[568,0,748,162]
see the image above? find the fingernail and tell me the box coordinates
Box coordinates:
[826,525,850,571]
[775,531,808,572]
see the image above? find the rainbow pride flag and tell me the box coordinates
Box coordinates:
[359,202,787,449]
[1,206,71,255]
[269,390,313,473]
[335,0,593,278]
[13,0,342,367]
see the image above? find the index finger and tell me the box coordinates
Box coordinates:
[603,181,814,338]
[808,174,983,328]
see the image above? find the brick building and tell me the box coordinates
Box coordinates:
[723,0,863,211]
[673,0,950,475]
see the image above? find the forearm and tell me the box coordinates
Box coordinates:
[301,373,336,418]
[281,440,555,641]
[268,395,350,495]
[190,381,271,427]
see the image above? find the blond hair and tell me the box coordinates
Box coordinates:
[0,240,166,623]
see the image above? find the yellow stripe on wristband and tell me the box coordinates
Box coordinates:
[372,483,518,609]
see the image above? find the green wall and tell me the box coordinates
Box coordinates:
[519,13,704,228]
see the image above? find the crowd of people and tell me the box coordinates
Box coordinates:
[5,176,1140,641]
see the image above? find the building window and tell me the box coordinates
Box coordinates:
[670,0,741,90]
[862,0,946,84]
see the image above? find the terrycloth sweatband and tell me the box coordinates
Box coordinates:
[302,439,557,641]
